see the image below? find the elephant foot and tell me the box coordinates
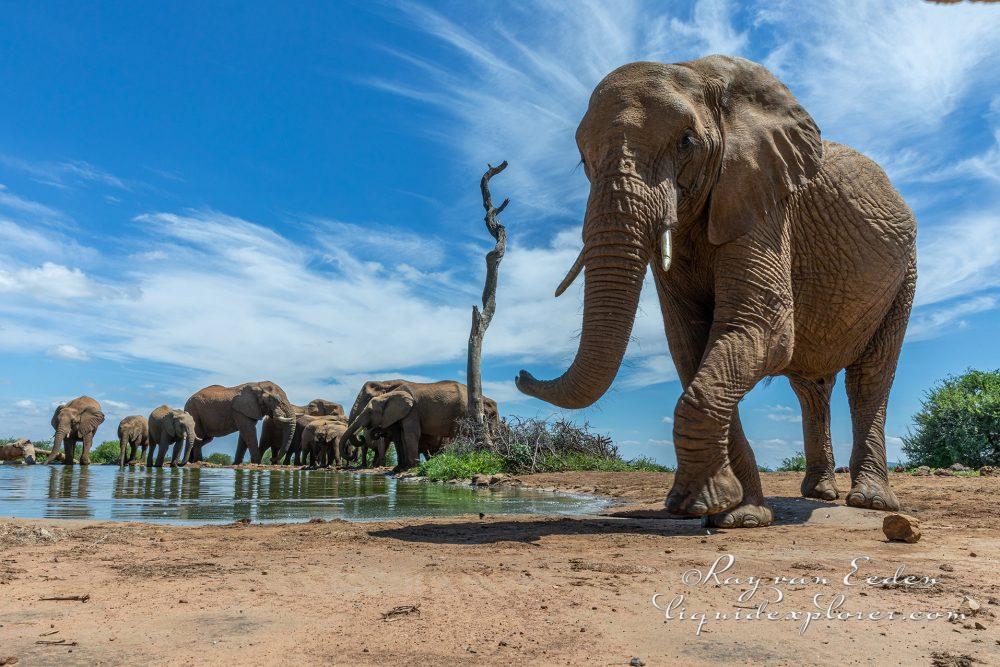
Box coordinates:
[666,462,742,517]
[801,471,840,501]
[846,475,899,511]
[79,457,90,465]
[704,500,773,528]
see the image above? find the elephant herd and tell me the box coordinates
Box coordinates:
[40,379,497,472]
[30,54,920,529]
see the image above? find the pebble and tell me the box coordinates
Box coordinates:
[912,466,932,477]
[961,597,981,617]
[630,659,645,667]
[933,468,954,477]
[949,463,970,472]
[882,513,921,543]
[980,466,999,477]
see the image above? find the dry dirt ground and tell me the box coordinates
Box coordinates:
[1,472,998,666]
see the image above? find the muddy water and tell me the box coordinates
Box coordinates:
[0,465,611,524]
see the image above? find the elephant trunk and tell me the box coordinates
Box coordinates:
[47,420,69,464]
[180,424,198,465]
[341,410,370,461]
[275,403,296,461]
[516,179,659,409]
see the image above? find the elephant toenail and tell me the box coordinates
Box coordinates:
[872,497,885,510]
[743,516,759,527]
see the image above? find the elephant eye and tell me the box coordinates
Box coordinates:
[678,132,697,150]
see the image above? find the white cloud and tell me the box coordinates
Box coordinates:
[764,404,802,423]
[47,344,89,361]
[756,1,1000,179]
[14,399,37,411]
[916,213,1000,308]
[0,154,129,191]
[370,0,748,218]
[906,295,998,343]
[661,415,673,424]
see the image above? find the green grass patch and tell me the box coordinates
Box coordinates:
[415,450,671,480]
[416,451,507,480]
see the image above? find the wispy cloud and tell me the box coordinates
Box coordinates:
[0,154,130,191]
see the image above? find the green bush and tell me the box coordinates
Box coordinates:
[206,452,233,466]
[76,440,121,464]
[777,452,807,472]
[903,369,1000,468]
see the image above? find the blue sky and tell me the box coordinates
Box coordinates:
[1,1,998,467]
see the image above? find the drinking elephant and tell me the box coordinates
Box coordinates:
[183,381,296,464]
[300,416,349,469]
[345,380,499,469]
[45,396,105,465]
[259,398,344,465]
[342,380,498,471]
[515,56,916,528]
[146,405,198,467]
[117,415,150,467]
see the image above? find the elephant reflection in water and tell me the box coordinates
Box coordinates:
[46,467,93,519]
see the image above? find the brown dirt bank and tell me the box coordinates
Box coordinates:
[1,472,997,666]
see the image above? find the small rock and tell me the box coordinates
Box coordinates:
[975,622,986,630]
[912,466,932,477]
[893,465,907,473]
[308,517,326,524]
[980,466,999,477]
[470,474,491,486]
[630,659,645,667]
[961,597,981,616]
[882,513,921,543]
[933,468,954,477]
[489,473,507,484]
[939,563,955,572]
[949,463,970,472]
[835,466,850,473]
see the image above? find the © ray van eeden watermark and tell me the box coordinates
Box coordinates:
[652,555,963,636]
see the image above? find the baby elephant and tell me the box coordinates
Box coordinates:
[117,415,150,467]
[147,406,198,468]
[301,416,349,469]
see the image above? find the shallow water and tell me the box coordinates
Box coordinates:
[0,465,611,524]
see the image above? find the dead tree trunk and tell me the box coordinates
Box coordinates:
[467,161,509,442]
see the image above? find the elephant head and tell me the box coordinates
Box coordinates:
[164,409,198,465]
[341,389,414,462]
[234,381,297,458]
[305,399,344,418]
[516,55,821,408]
[47,397,105,464]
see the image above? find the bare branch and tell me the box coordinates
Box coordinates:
[467,160,509,437]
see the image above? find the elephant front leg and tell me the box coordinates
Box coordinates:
[79,434,94,465]
[155,436,171,468]
[704,411,773,528]
[791,374,839,500]
[394,416,421,472]
[238,424,263,464]
[666,328,770,518]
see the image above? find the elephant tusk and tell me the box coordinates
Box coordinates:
[660,229,672,273]
[554,248,585,297]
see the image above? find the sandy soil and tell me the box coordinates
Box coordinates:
[1,471,998,666]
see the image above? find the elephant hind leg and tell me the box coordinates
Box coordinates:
[844,274,913,511]
[790,373,839,500]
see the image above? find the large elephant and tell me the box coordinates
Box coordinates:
[259,398,344,465]
[45,396,105,465]
[342,380,499,471]
[300,416,349,469]
[146,405,198,467]
[117,415,150,467]
[515,56,916,528]
[183,381,296,464]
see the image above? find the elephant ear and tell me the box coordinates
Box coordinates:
[688,55,822,245]
[79,408,105,434]
[51,404,64,430]
[233,384,264,420]
[376,390,415,427]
